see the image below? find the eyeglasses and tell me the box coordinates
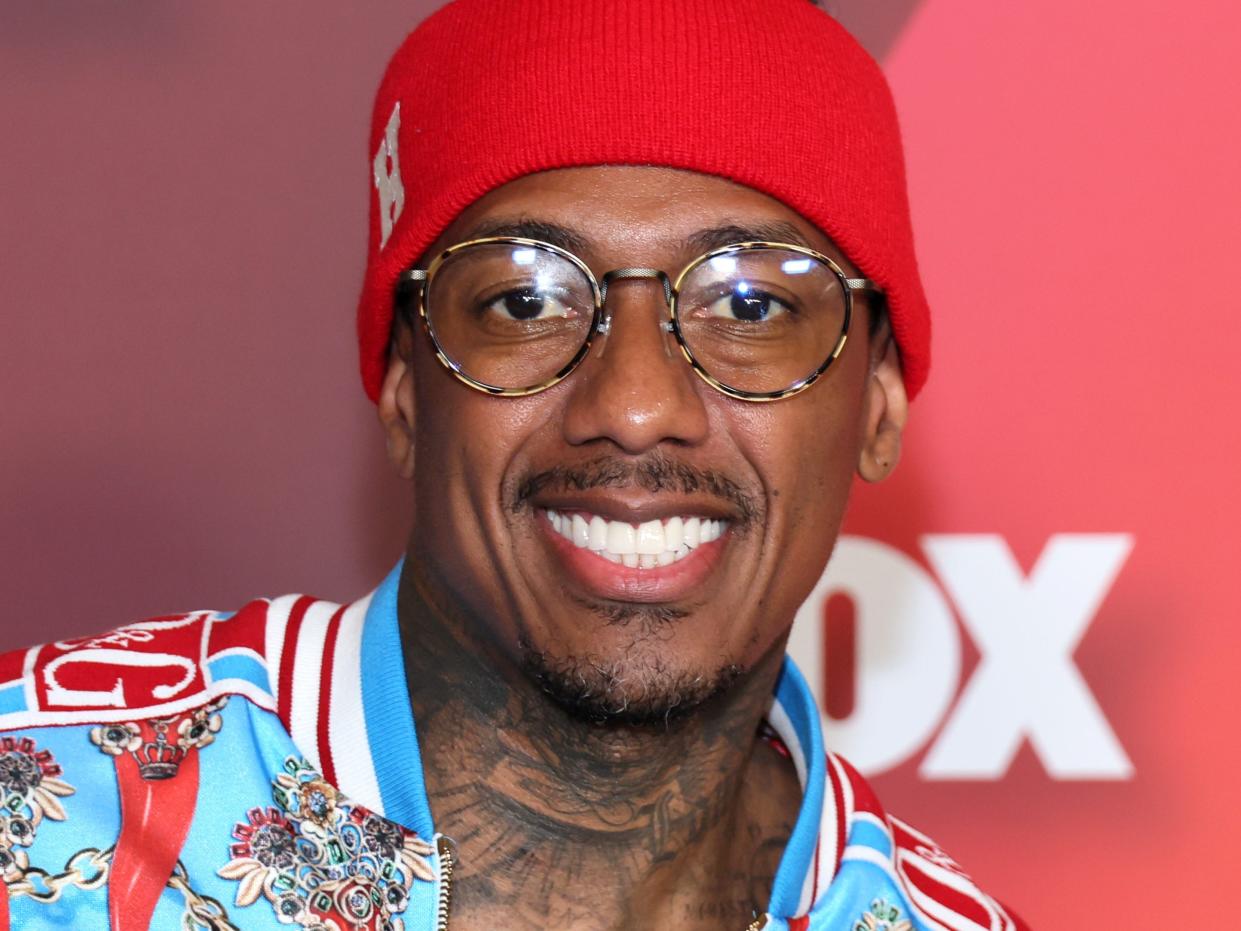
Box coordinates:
[399,237,881,402]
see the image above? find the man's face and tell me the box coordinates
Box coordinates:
[384,166,903,722]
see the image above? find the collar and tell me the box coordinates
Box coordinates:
[319,562,833,919]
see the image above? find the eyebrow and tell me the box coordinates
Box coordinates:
[461,218,590,254]
[683,221,813,253]
[457,217,815,258]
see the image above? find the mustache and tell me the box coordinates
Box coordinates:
[510,453,762,527]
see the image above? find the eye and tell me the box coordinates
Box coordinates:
[702,283,793,322]
[482,287,577,322]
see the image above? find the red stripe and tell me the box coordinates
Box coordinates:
[788,917,809,931]
[828,755,846,877]
[108,736,199,931]
[1001,902,1031,931]
[315,605,347,786]
[834,753,886,820]
[899,859,995,929]
[0,875,10,931]
[277,597,315,729]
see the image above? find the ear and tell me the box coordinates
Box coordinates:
[378,320,418,480]
[857,336,909,483]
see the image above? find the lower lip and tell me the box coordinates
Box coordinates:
[538,514,728,603]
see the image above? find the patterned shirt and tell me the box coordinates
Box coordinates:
[0,564,1025,930]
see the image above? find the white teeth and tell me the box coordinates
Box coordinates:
[571,513,590,548]
[635,520,665,555]
[588,516,608,550]
[607,521,636,555]
[544,510,727,570]
[664,516,683,551]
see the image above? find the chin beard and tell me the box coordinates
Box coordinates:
[519,638,744,727]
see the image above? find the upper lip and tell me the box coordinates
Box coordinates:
[530,492,737,525]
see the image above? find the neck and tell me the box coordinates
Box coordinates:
[396,559,801,931]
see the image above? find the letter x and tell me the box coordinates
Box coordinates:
[920,534,1134,779]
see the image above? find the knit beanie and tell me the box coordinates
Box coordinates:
[357,0,930,400]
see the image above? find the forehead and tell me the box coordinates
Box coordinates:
[431,166,860,274]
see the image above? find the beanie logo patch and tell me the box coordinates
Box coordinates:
[372,102,406,250]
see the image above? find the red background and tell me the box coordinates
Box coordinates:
[3,2,1238,926]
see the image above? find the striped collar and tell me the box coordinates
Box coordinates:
[276,562,838,920]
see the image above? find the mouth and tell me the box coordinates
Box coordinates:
[536,507,731,603]
[546,509,726,569]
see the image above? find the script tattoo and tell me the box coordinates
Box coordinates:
[397,563,800,930]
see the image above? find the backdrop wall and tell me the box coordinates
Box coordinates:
[3,3,1238,927]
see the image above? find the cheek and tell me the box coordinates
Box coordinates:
[728,382,866,613]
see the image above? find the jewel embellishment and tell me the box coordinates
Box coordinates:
[0,737,74,884]
[219,756,435,931]
[854,898,913,931]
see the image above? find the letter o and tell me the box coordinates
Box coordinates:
[788,537,961,774]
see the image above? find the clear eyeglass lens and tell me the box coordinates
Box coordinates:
[425,242,596,391]
[676,248,847,394]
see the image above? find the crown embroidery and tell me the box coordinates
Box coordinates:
[90,697,226,780]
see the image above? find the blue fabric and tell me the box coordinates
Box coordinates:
[359,559,435,838]
[206,653,268,694]
[767,657,826,917]
[848,817,894,858]
[0,682,27,715]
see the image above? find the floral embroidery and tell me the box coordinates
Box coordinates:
[219,757,435,931]
[177,702,224,751]
[89,696,228,779]
[0,737,74,884]
[855,898,913,931]
[89,723,142,756]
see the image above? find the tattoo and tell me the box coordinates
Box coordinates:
[397,562,800,930]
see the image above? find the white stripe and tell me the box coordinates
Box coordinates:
[812,754,851,902]
[829,753,855,819]
[207,646,268,666]
[263,595,299,707]
[326,593,384,814]
[815,753,857,904]
[0,679,278,730]
[22,645,39,712]
[287,600,339,770]
[765,699,808,788]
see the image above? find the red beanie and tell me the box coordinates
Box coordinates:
[357,0,930,401]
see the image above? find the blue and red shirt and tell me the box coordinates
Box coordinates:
[0,564,1025,930]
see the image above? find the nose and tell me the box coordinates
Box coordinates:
[560,278,710,455]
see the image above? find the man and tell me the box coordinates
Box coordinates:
[0,1,1026,928]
